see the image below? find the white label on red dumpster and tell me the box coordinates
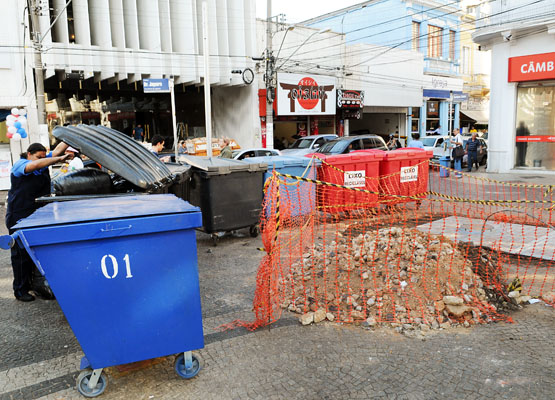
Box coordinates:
[344,170,366,187]
[400,166,418,183]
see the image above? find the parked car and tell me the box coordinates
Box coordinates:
[232,148,282,160]
[422,135,487,167]
[421,135,450,161]
[462,137,488,167]
[281,134,338,156]
[316,135,388,155]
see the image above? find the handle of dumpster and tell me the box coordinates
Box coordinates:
[0,235,15,250]
[100,224,133,233]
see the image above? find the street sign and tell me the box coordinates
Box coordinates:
[143,78,171,93]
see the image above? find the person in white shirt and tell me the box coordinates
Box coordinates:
[450,128,464,177]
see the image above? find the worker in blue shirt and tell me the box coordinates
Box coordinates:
[6,142,69,302]
[407,133,424,149]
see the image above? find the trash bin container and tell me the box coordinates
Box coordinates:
[306,151,385,214]
[166,162,192,200]
[180,156,267,243]
[379,149,433,205]
[242,155,321,219]
[439,156,450,178]
[1,194,204,397]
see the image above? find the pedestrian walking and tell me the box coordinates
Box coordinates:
[6,142,70,302]
[465,132,481,172]
[450,128,464,178]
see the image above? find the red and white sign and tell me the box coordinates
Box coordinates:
[509,52,555,82]
[277,73,336,116]
[516,135,555,143]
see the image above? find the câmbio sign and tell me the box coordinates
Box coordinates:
[508,52,555,82]
[277,73,336,116]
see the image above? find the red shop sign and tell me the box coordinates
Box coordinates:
[509,52,555,82]
[516,135,555,143]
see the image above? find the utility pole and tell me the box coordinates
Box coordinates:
[29,0,47,124]
[265,0,274,149]
[202,1,213,157]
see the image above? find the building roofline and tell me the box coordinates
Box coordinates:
[301,1,380,25]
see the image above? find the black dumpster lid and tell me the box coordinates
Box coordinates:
[178,155,267,175]
[13,194,199,229]
[53,125,172,190]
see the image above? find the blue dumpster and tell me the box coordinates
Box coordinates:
[242,155,321,218]
[439,156,451,178]
[3,194,204,397]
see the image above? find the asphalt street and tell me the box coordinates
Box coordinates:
[0,176,554,399]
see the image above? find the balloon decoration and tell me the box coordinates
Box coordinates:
[5,108,27,139]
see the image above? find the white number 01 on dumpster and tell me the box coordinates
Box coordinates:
[101,254,133,279]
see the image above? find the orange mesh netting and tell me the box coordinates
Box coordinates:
[233,155,555,331]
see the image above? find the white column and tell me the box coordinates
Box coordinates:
[216,0,230,85]
[109,0,127,81]
[170,0,198,84]
[89,0,114,81]
[137,0,162,78]
[122,0,141,82]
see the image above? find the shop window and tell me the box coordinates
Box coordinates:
[411,107,420,134]
[426,101,440,133]
[412,22,420,51]
[515,85,555,170]
[427,25,442,58]
[449,30,456,60]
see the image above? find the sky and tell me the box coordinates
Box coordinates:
[255,0,363,23]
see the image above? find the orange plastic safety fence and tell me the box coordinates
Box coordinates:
[232,161,555,331]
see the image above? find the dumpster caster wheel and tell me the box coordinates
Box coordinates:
[76,369,107,398]
[175,353,201,379]
[249,225,259,238]
[211,234,219,246]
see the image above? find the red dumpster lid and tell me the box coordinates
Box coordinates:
[382,148,433,160]
[304,150,385,163]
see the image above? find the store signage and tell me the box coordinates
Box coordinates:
[344,170,366,188]
[516,135,555,143]
[277,73,336,116]
[143,78,170,93]
[400,166,418,183]
[452,92,469,102]
[509,52,555,82]
[337,89,364,109]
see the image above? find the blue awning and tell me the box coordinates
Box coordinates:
[423,89,450,99]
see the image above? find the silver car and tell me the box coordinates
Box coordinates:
[281,134,338,156]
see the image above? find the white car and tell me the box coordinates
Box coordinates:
[232,148,282,160]
[421,135,451,161]
[281,134,338,156]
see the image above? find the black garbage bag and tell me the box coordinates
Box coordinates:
[52,168,114,196]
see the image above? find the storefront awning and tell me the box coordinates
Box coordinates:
[460,109,489,125]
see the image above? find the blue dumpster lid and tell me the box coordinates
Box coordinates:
[13,194,200,229]
[242,155,321,169]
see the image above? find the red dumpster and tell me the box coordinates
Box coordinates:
[305,151,385,214]
[378,148,433,205]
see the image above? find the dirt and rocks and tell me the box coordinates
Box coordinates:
[280,226,549,334]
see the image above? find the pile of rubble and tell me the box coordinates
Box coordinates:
[281,226,535,332]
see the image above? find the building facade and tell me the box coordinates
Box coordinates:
[459,1,491,131]
[305,0,463,139]
[254,19,424,148]
[473,0,555,172]
[0,0,259,161]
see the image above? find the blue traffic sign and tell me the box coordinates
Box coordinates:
[143,78,170,93]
